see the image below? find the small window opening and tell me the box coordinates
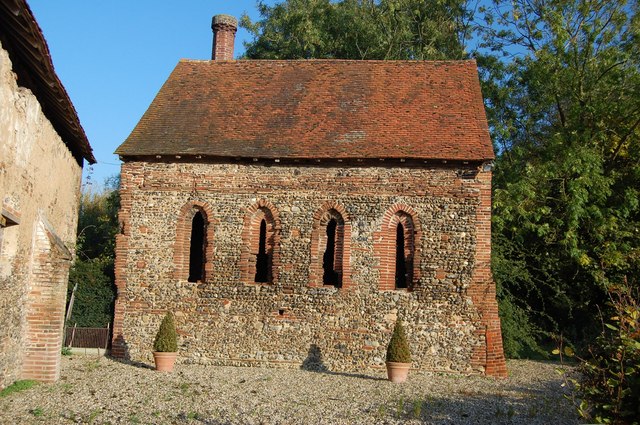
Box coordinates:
[255,219,269,283]
[188,211,205,282]
[395,222,407,289]
[322,219,341,287]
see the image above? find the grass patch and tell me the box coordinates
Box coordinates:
[0,380,38,398]
[29,407,44,417]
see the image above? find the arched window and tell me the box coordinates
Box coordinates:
[188,211,206,282]
[241,199,281,284]
[375,205,420,291]
[323,218,340,286]
[173,202,214,282]
[310,203,351,289]
[255,219,269,283]
[395,222,408,289]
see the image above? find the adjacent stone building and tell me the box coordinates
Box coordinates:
[112,15,507,377]
[0,0,95,388]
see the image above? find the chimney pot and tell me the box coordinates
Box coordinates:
[211,14,238,61]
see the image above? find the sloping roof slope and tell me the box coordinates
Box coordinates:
[117,59,493,161]
[0,0,95,164]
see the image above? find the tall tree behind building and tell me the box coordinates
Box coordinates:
[66,176,120,328]
[478,0,640,355]
[241,0,474,59]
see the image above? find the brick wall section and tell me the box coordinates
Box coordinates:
[111,163,138,359]
[22,221,72,382]
[112,160,506,376]
[211,15,237,61]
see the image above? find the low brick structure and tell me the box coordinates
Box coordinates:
[0,0,95,388]
[112,15,507,377]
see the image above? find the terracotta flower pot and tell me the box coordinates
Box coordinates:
[386,361,410,383]
[153,351,177,372]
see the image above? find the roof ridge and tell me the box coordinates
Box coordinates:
[179,58,477,65]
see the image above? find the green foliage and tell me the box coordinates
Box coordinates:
[493,235,548,358]
[66,176,120,328]
[67,257,115,327]
[0,380,38,398]
[153,312,178,352]
[386,320,411,363]
[241,0,473,60]
[478,0,640,355]
[61,346,73,356]
[76,175,120,261]
[572,283,640,423]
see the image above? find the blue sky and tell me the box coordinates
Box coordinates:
[28,1,273,188]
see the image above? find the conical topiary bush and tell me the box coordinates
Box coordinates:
[386,320,411,383]
[152,311,178,372]
[386,320,411,363]
[154,311,178,352]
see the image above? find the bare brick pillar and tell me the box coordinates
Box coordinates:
[22,220,72,382]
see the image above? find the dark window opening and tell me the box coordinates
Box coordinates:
[188,211,205,282]
[322,219,341,287]
[255,219,269,282]
[395,222,407,289]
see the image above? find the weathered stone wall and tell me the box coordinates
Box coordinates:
[113,160,506,376]
[0,41,83,387]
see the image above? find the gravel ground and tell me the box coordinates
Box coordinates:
[0,355,580,424]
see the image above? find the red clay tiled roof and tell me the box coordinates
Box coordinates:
[116,59,494,161]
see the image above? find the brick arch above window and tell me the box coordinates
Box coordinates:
[240,199,282,284]
[374,203,422,291]
[172,201,216,282]
[309,201,352,289]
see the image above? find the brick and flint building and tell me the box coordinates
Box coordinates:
[112,15,507,376]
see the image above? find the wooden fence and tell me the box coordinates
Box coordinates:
[64,325,110,349]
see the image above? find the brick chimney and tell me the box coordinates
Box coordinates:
[211,14,237,61]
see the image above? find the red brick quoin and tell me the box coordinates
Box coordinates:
[468,170,508,378]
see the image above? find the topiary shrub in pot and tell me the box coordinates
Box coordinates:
[386,320,411,383]
[152,311,178,372]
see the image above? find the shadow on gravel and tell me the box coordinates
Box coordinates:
[301,344,387,381]
[107,355,154,370]
[368,387,579,424]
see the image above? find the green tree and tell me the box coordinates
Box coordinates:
[66,176,120,328]
[241,0,474,60]
[76,175,120,261]
[478,0,640,355]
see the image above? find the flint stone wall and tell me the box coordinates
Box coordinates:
[113,160,502,374]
